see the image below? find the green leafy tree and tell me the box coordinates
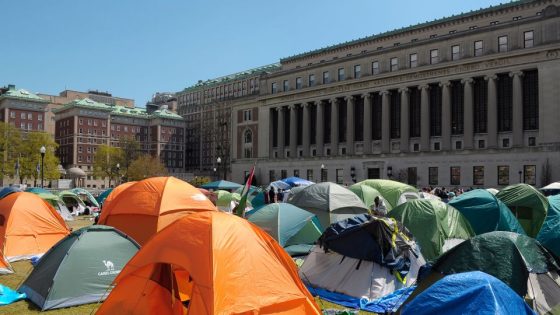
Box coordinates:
[127,154,168,181]
[120,136,141,182]
[93,144,123,187]
[0,122,22,178]
[18,132,60,185]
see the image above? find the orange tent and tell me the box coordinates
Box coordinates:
[96,211,321,315]
[0,192,70,261]
[0,255,12,274]
[102,181,136,207]
[98,177,217,245]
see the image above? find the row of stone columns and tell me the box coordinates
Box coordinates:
[272,71,525,158]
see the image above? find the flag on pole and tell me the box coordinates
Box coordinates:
[234,165,255,217]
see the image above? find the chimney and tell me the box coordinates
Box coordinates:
[7,84,15,90]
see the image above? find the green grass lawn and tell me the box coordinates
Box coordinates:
[0,216,375,314]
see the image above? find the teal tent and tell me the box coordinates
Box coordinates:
[248,203,322,256]
[389,199,475,261]
[288,182,369,230]
[537,195,560,257]
[71,188,100,208]
[19,225,140,310]
[354,179,419,209]
[449,189,525,235]
[96,188,113,207]
[201,180,242,190]
[496,184,549,237]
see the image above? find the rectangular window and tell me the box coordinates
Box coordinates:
[20,122,25,129]
[296,77,302,89]
[87,155,91,163]
[78,156,82,162]
[27,123,32,130]
[409,87,421,137]
[79,119,83,125]
[430,49,439,64]
[307,169,314,181]
[408,167,417,186]
[38,123,43,130]
[27,113,32,120]
[523,70,539,130]
[429,167,438,185]
[281,169,288,179]
[498,35,508,52]
[372,61,380,75]
[87,119,92,126]
[473,166,484,186]
[473,77,488,133]
[336,169,344,184]
[338,68,345,81]
[524,165,536,185]
[474,40,483,56]
[93,120,98,126]
[498,165,509,185]
[271,82,277,94]
[390,90,401,139]
[309,74,316,87]
[283,80,289,92]
[409,53,418,68]
[321,168,328,182]
[20,113,26,119]
[390,57,398,72]
[450,166,461,186]
[78,146,82,153]
[102,121,106,127]
[451,45,460,61]
[10,111,15,118]
[429,84,442,136]
[372,93,382,140]
[124,126,128,132]
[451,80,464,135]
[87,147,91,153]
[354,65,361,78]
[524,30,534,48]
[323,71,330,84]
[497,73,513,132]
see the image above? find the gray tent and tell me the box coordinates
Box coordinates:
[288,182,369,230]
[19,225,140,310]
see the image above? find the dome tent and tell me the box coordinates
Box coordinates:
[19,225,140,310]
[288,182,369,230]
[98,177,216,245]
[389,199,475,261]
[348,184,390,210]
[354,179,419,209]
[496,183,548,237]
[537,195,560,257]
[96,211,321,314]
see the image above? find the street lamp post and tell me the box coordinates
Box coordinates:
[320,164,325,182]
[216,157,222,180]
[116,163,120,186]
[40,146,46,188]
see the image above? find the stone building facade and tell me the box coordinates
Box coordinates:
[230,0,560,188]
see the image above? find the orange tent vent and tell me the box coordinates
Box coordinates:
[0,192,70,261]
[98,177,217,245]
[96,211,321,315]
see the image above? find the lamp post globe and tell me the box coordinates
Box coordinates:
[40,146,46,188]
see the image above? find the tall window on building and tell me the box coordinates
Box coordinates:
[524,165,536,185]
[450,166,461,186]
[429,84,442,136]
[498,35,508,52]
[338,68,345,81]
[354,65,361,78]
[372,93,382,140]
[271,82,277,94]
[309,103,316,145]
[309,74,316,87]
[243,109,252,121]
[429,167,438,185]
[336,169,344,184]
[451,80,464,135]
[524,30,534,48]
[407,167,417,186]
[473,166,484,185]
[451,45,460,61]
[474,40,483,56]
[323,71,330,84]
[430,49,439,64]
[497,166,509,186]
[296,77,302,89]
[473,77,488,133]
[390,90,401,139]
[523,69,539,130]
[409,87,421,137]
[355,97,364,141]
[271,109,278,147]
[307,169,314,181]
[390,58,398,72]
[372,61,380,75]
[497,73,513,132]
[409,53,418,68]
[283,80,289,92]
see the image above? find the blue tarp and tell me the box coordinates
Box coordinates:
[308,285,415,313]
[282,177,314,187]
[401,271,536,315]
[0,284,26,306]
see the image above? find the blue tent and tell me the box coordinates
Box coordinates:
[401,271,535,315]
[96,188,113,206]
[282,177,314,187]
[537,195,560,257]
[0,187,21,199]
[449,189,525,235]
[201,180,242,190]
[25,187,50,194]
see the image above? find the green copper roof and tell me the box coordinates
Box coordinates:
[152,108,183,120]
[110,105,150,118]
[53,98,113,113]
[0,87,48,103]
[281,0,532,62]
[180,63,281,92]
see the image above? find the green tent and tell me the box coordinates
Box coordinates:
[248,203,322,256]
[19,225,140,310]
[537,195,560,257]
[288,182,369,230]
[389,199,475,261]
[348,184,391,211]
[428,231,560,313]
[354,179,419,209]
[27,189,74,221]
[449,189,525,235]
[496,184,549,237]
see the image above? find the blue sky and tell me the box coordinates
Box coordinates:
[2,0,506,106]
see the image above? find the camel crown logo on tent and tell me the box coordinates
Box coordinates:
[98,260,120,276]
